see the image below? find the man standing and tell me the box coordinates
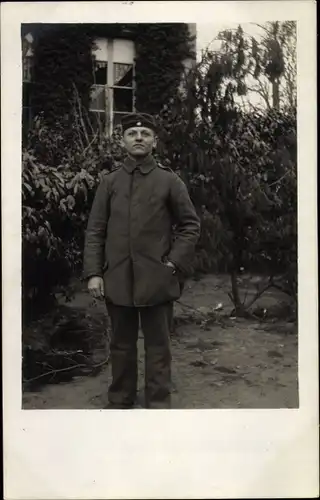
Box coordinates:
[83,113,200,409]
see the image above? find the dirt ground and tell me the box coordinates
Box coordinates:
[22,274,298,409]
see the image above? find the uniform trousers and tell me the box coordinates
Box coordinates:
[106,302,173,409]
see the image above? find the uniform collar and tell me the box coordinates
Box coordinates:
[123,154,157,175]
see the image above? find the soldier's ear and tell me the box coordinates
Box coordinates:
[153,135,158,149]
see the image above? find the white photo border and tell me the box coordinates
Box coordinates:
[1,2,318,498]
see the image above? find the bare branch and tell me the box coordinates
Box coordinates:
[23,357,109,383]
[243,279,273,309]
[73,83,91,147]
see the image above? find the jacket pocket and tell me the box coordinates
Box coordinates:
[135,254,181,305]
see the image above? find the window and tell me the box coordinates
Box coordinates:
[90,61,108,134]
[22,34,34,134]
[90,38,135,135]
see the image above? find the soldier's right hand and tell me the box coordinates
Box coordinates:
[88,276,105,299]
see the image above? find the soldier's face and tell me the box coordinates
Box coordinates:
[122,127,157,158]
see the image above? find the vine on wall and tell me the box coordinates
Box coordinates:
[134,23,195,114]
[30,25,95,126]
[24,23,195,128]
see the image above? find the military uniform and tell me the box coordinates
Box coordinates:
[83,115,200,408]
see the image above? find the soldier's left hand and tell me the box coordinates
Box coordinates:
[165,261,176,274]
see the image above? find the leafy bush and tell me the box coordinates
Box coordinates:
[155,49,297,312]
[22,32,297,320]
[22,108,125,320]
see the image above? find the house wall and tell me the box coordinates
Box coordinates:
[22,23,197,135]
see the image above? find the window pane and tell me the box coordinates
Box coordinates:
[23,57,33,82]
[92,62,108,85]
[22,35,34,58]
[113,39,135,64]
[113,88,133,112]
[90,85,106,111]
[92,39,108,62]
[113,63,133,87]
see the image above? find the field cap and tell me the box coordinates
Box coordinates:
[121,113,157,133]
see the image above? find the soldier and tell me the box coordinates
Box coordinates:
[83,113,200,409]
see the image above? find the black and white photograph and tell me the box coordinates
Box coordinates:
[21,19,299,410]
[2,1,318,498]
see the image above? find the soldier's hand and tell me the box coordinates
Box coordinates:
[88,276,105,299]
[165,261,176,274]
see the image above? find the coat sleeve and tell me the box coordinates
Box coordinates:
[167,173,201,272]
[83,175,110,280]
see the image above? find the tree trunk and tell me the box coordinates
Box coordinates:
[230,270,244,315]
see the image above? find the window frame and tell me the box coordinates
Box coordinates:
[22,54,34,133]
[90,38,136,136]
[21,35,136,136]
